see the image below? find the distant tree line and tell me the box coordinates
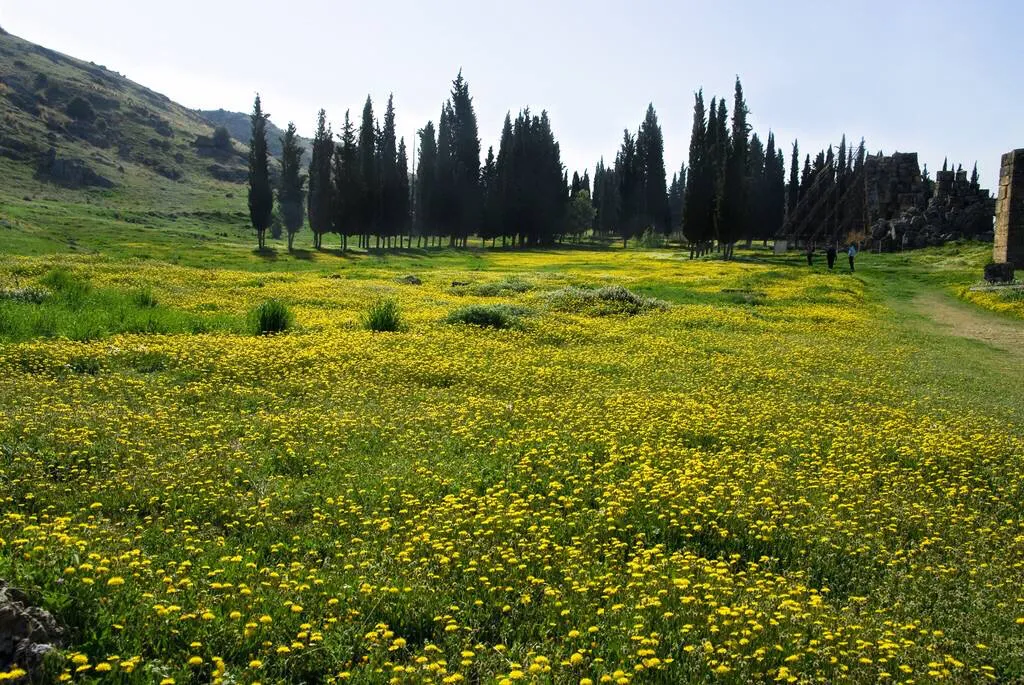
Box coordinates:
[246,73,845,258]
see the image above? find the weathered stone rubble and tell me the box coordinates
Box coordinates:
[869,164,994,249]
[0,580,63,681]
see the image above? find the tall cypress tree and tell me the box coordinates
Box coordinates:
[307,109,333,250]
[717,78,748,259]
[615,129,639,247]
[435,103,457,244]
[415,121,438,245]
[357,96,377,247]
[683,91,713,256]
[787,140,800,216]
[480,146,498,244]
[247,94,273,250]
[278,122,306,251]
[494,114,514,245]
[637,103,669,235]
[800,154,813,196]
[746,132,765,244]
[449,71,481,246]
[378,94,400,246]
[396,137,411,246]
[332,110,358,251]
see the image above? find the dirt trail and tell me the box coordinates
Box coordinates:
[913,291,1024,358]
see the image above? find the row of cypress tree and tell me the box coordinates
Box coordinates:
[248,74,862,255]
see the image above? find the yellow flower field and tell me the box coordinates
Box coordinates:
[0,249,1022,684]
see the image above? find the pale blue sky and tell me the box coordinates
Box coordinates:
[3,1,1020,189]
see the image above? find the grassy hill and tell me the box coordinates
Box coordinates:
[0,29,303,258]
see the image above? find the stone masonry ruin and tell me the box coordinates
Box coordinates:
[866,154,994,250]
[784,149,995,251]
[994,149,1024,268]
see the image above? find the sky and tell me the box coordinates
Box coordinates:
[2,0,1021,189]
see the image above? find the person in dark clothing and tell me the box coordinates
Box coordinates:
[826,245,837,270]
[848,243,858,271]
[806,244,814,266]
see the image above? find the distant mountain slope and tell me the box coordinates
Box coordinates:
[198,109,312,166]
[0,30,263,200]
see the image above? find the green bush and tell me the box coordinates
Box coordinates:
[444,304,530,329]
[249,299,294,335]
[66,95,96,122]
[546,285,669,316]
[362,297,403,332]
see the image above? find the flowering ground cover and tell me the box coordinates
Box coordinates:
[0,246,1022,684]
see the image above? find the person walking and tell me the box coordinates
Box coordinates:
[826,245,837,270]
[848,243,858,272]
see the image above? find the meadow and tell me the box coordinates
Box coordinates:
[0,242,1023,684]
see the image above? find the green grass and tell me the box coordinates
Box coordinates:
[0,267,239,341]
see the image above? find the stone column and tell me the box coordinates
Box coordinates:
[994,149,1024,267]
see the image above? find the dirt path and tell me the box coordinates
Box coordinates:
[913,291,1024,358]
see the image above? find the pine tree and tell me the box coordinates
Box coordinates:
[615,129,639,246]
[374,95,404,248]
[763,133,786,239]
[494,113,515,245]
[247,94,273,251]
[716,78,748,259]
[415,121,438,245]
[800,154,813,196]
[787,140,799,216]
[278,122,306,251]
[332,110,359,251]
[836,135,847,183]
[435,103,456,244]
[581,170,591,196]
[637,103,669,234]
[683,91,712,256]
[480,146,498,244]
[449,71,481,246]
[307,109,334,250]
[970,162,980,189]
[746,132,765,245]
[357,96,377,247]
[396,137,411,246]
[667,161,686,235]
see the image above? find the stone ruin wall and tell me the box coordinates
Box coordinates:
[866,152,994,250]
[994,149,1024,268]
[864,152,926,223]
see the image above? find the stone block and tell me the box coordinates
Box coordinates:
[994,148,1024,268]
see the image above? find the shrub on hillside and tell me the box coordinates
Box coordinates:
[362,298,403,332]
[249,299,293,335]
[212,126,232,150]
[546,285,669,316]
[66,96,96,122]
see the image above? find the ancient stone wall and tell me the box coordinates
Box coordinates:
[864,152,926,223]
[994,149,1024,268]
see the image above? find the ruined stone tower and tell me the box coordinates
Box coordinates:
[994,149,1024,268]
